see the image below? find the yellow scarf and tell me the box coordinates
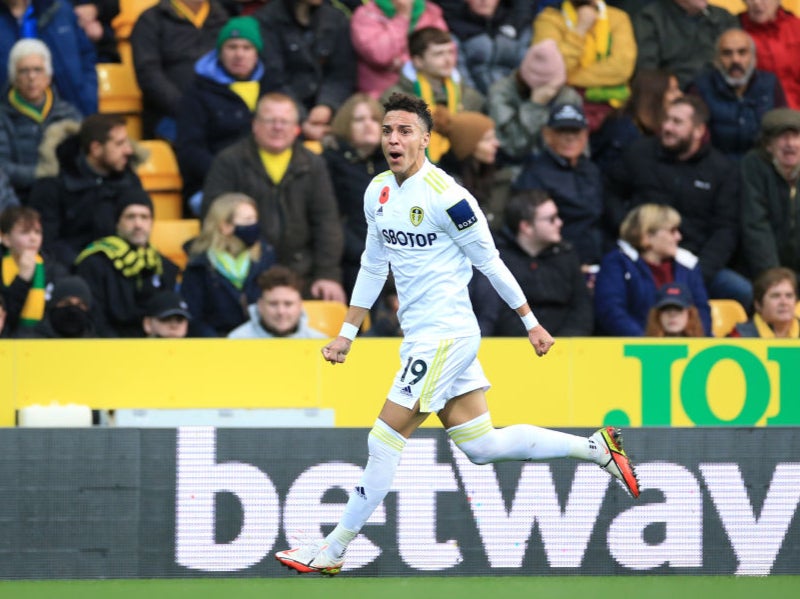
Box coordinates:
[230,81,259,112]
[8,87,52,123]
[562,0,610,69]
[753,313,800,338]
[170,0,210,28]
[259,148,292,184]
[2,253,46,325]
[75,236,163,278]
[415,73,459,163]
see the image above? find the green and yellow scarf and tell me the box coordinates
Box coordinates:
[414,73,460,163]
[75,236,163,279]
[8,87,53,123]
[2,252,45,326]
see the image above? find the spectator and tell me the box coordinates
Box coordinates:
[382,27,485,163]
[181,192,277,337]
[595,203,712,336]
[0,205,66,336]
[175,16,277,211]
[27,114,144,267]
[254,0,356,142]
[0,166,19,212]
[740,107,800,276]
[16,274,99,338]
[439,0,532,96]
[689,28,785,160]
[728,266,798,337]
[228,265,327,338]
[142,289,191,338]
[0,39,82,203]
[350,0,448,99]
[634,0,739,89]
[514,102,605,266]
[591,68,682,172]
[488,39,582,164]
[73,0,121,63]
[0,0,97,116]
[131,0,229,140]
[74,188,179,337]
[471,189,594,336]
[533,0,637,131]
[605,96,751,307]
[740,0,800,109]
[321,93,388,297]
[202,93,345,302]
[644,281,706,336]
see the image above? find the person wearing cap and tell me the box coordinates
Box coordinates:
[740,107,800,277]
[644,281,706,337]
[175,16,278,212]
[488,39,583,163]
[17,275,99,338]
[130,0,229,140]
[595,202,712,336]
[142,290,191,338]
[728,266,799,337]
[514,101,605,267]
[74,187,179,337]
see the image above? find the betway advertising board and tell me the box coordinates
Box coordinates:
[0,428,797,578]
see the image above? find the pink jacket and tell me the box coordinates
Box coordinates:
[350,1,448,98]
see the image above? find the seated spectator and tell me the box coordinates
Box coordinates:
[740,0,800,109]
[28,114,145,267]
[644,281,707,336]
[0,39,82,203]
[74,188,179,337]
[605,96,751,308]
[0,0,98,116]
[0,205,67,336]
[591,68,682,172]
[534,0,637,131]
[131,0,229,140]
[228,265,327,338]
[728,266,798,337]
[381,27,485,163]
[634,0,739,90]
[254,0,356,142]
[471,189,594,336]
[17,274,99,338]
[181,192,277,337]
[175,16,276,211]
[142,290,191,338]
[0,166,19,212]
[202,93,345,302]
[350,0,448,99]
[595,203,712,336]
[514,102,605,266]
[689,28,786,160]
[740,107,800,276]
[321,93,388,297]
[439,0,532,96]
[488,39,582,163]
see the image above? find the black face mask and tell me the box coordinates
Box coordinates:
[233,223,261,247]
[49,305,91,338]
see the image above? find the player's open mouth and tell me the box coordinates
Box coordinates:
[388,151,402,160]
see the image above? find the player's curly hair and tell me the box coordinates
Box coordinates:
[383,92,434,133]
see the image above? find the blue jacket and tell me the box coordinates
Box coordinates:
[594,240,712,336]
[690,68,785,160]
[0,0,97,116]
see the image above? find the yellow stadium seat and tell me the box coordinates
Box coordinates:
[709,299,748,337]
[709,0,799,15]
[796,301,800,318]
[112,0,158,65]
[135,140,183,219]
[303,300,347,337]
[96,62,142,139]
[150,219,200,270]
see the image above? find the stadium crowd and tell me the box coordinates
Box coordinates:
[2,0,800,340]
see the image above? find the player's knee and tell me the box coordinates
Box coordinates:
[452,431,499,465]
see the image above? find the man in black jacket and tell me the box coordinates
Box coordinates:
[471,189,594,336]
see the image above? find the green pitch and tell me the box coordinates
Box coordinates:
[1,576,796,599]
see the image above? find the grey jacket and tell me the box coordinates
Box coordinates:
[227,304,327,339]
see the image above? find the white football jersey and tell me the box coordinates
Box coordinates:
[362,160,495,341]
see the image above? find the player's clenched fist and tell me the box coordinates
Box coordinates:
[322,337,352,365]
[528,325,555,357]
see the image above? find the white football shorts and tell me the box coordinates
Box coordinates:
[386,335,490,413]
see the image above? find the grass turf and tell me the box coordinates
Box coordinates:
[1,576,796,599]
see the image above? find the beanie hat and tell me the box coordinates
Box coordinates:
[217,16,263,53]
[434,107,495,160]
[49,276,93,308]
[114,187,154,224]
[519,39,566,90]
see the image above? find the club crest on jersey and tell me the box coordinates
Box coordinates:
[379,186,390,204]
[446,199,477,231]
[409,206,424,226]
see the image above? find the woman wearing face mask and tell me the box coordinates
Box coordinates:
[180,193,277,337]
[17,275,98,339]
